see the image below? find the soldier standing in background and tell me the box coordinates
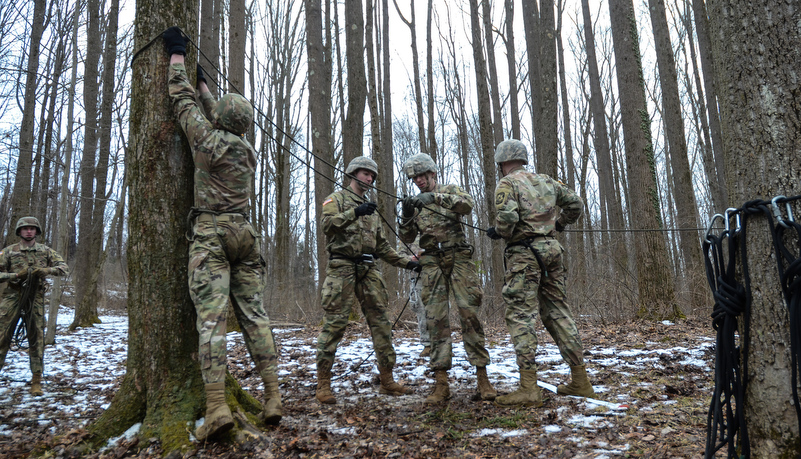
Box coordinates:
[164,27,282,441]
[486,139,595,408]
[315,156,421,405]
[399,153,496,404]
[0,217,69,396]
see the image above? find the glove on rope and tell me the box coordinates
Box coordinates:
[406,261,422,273]
[355,202,377,217]
[197,64,207,85]
[411,192,435,208]
[163,26,189,56]
[486,227,503,240]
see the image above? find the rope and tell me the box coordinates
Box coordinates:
[11,270,40,351]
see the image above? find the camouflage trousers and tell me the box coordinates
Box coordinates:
[188,217,277,385]
[409,276,429,347]
[502,239,584,371]
[0,289,45,374]
[419,248,490,371]
[317,259,397,370]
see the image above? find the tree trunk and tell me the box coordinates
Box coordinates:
[228,0,245,93]
[467,0,503,306]
[608,0,680,320]
[305,0,334,293]
[503,0,520,139]
[521,0,541,168]
[343,0,366,167]
[481,0,504,145]
[692,0,727,208]
[71,0,103,330]
[392,0,426,154]
[536,0,558,178]
[706,0,801,455]
[7,0,47,246]
[47,2,81,346]
[87,3,260,452]
[199,0,220,96]
[646,0,703,310]
[581,0,628,279]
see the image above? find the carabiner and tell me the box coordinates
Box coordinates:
[705,213,725,243]
[771,195,795,229]
[724,207,741,235]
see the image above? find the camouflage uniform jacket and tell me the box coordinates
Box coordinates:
[168,63,256,214]
[322,189,411,268]
[399,183,473,251]
[0,243,69,289]
[494,168,582,243]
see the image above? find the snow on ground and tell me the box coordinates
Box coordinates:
[0,307,714,444]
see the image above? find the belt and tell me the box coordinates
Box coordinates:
[422,242,471,253]
[195,212,248,223]
[505,235,553,249]
[329,253,375,264]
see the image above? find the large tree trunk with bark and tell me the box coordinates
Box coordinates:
[87,3,259,452]
[707,0,801,455]
[608,0,680,321]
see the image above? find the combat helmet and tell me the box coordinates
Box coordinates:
[15,216,42,236]
[212,93,253,135]
[402,153,437,179]
[345,156,379,179]
[494,139,528,165]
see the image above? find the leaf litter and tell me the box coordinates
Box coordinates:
[0,309,713,458]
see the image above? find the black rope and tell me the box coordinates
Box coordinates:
[703,207,750,459]
[766,196,801,435]
[11,270,40,351]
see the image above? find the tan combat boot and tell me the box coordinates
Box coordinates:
[260,374,283,425]
[495,369,543,408]
[419,346,431,358]
[557,364,596,398]
[316,362,336,404]
[378,366,412,396]
[195,382,234,441]
[476,366,497,401]
[30,373,43,396]
[425,370,451,404]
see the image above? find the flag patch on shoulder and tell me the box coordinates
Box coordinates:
[323,198,334,206]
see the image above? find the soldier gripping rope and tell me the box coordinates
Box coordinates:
[399,153,496,403]
[0,217,69,396]
[164,26,282,440]
[315,156,421,405]
[486,139,595,408]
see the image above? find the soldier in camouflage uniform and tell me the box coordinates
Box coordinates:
[315,156,421,405]
[486,139,595,408]
[0,217,69,396]
[164,27,281,440]
[399,153,496,403]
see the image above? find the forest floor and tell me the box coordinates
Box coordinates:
[0,310,715,458]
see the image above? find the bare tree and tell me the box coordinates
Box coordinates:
[6,0,47,246]
[392,0,426,154]
[646,0,702,309]
[343,0,367,167]
[608,0,680,320]
[305,0,334,289]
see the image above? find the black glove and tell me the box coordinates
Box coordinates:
[406,261,422,273]
[355,202,378,217]
[486,227,503,240]
[555,220,565,232]
[197,64,207,85]
[402,197,416,218]
[411,192,436,208]
[163,26,189,56]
